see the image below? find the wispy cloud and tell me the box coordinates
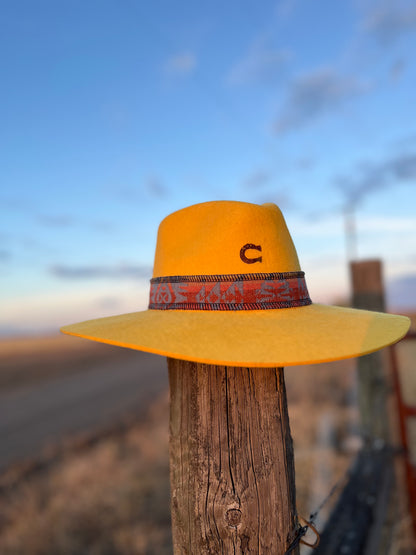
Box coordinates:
[145,176,168,197]
[165,52,196,75]
[390,58,406,81]
[36,213,114,233]
[275,67,366,133]
[276,0,297,21]
[50,263,152,280]
[393,133,416,148]
[362,2,416,45]
[1,196,114,233]
[295,157,316,170]
[0,196,32,211]
[335,151,416,207]
[37,214,75,228]
[89,220,115,232]
[228,43,292,85]
[0,249,12,262]
[242,170,271,189]
[110,175,168,202]
[111,185,143,202]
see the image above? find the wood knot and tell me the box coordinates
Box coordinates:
[225,508,242,527]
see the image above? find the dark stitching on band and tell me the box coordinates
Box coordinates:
[151,271,305,284]
[149,298,312,311]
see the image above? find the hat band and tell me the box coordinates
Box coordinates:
[149,271,311,311]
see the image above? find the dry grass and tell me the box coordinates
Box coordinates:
[286,359,359,527]
[0,393,172,555]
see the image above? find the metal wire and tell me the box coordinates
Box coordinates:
[284,471,349,554]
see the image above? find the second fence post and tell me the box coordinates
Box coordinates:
[168,358,299,554]
[350,259,390,444]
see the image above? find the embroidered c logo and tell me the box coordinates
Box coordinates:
[240,244,262,264]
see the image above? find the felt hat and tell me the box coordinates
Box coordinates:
[61,201,410,367]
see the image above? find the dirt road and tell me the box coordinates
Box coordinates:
[0,337,168,471]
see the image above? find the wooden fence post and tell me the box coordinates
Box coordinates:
[315,259,396,554]
[350,259,390,444]
[168,358,299,554]
[350,259,395,554]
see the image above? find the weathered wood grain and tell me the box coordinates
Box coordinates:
[168,358,298,554]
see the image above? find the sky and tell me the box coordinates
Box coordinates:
[1,0,415,335]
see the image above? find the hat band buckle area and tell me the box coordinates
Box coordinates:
[149,271,312,311]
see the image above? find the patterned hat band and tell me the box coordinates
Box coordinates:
[149,271,312,311]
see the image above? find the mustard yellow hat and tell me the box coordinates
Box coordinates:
[61,201,410,367]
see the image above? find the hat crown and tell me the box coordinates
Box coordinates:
[152,201,300,277]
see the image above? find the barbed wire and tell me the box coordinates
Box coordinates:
[284,471,347,554]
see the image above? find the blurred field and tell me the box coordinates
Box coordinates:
[0,334,135,391]
[0,391,172,555]
[0,328,414,554]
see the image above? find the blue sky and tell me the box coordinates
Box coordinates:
[1,0,415,334]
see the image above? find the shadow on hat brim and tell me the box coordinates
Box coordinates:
[60,304,410,368]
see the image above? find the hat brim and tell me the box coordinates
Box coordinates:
[60,304,410,367]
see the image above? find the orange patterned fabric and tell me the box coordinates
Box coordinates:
[149,272,311,310]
